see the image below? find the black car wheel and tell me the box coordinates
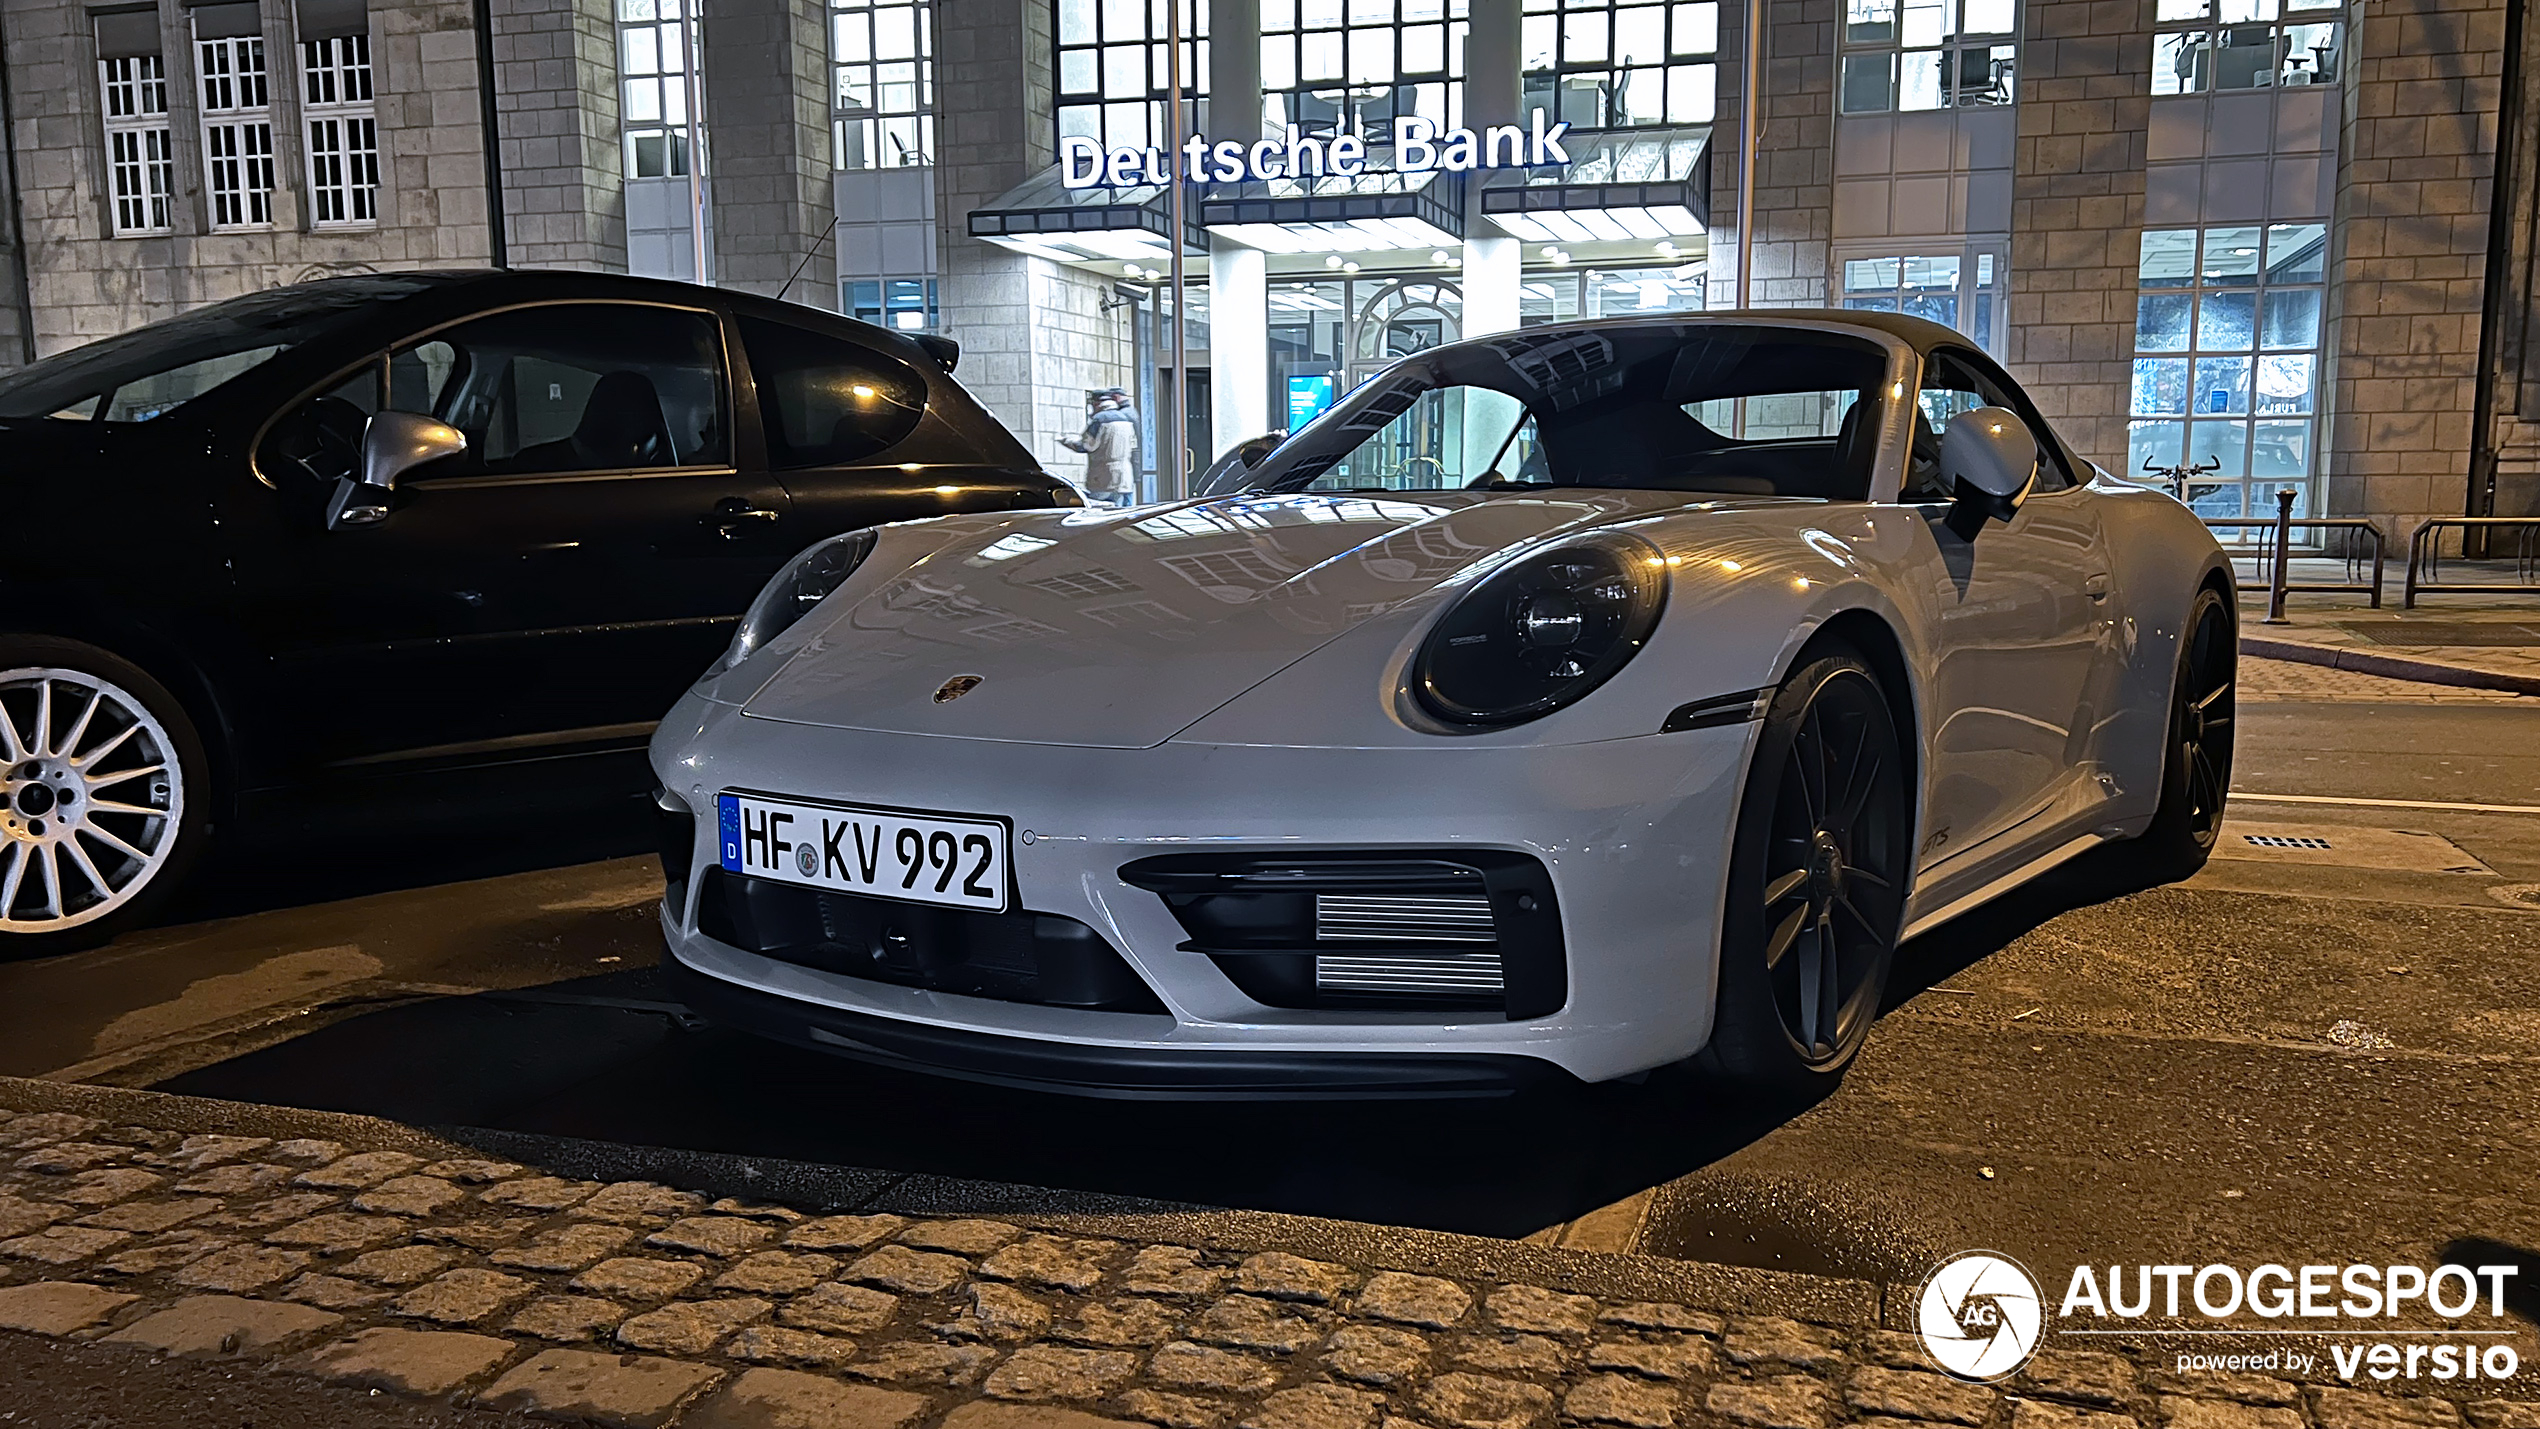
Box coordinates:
[0,637,210,955]
[1701,644,1911,1093]
[2126,585,2235,879]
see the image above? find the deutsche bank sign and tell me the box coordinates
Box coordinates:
[1059,113,1574,189]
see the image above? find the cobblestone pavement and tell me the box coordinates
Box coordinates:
[0,1096,2529,1429]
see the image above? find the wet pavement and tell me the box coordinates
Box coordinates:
[2,660,2536,1291]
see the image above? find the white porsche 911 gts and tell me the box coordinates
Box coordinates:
[650,312,2235,1098]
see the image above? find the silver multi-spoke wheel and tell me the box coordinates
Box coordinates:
[0,667,186,933]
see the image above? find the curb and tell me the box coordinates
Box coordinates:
[0,1074,1894,1330]
[2241,635,2540,696]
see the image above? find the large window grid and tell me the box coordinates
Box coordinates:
[301,33,377,226]
[196,32,275,229]
[1053,0,1717,161]
[1055,0,1206,156]
[98,53,175,236]
[1839,247,2005,353]
[832,0,935,167]
[1260,0,1455,139]
[2150,0,2340,94]
[1516,264,1706,322]
[1518,0,1717,129]
[846,277,940,330]
[2127,223,2326,522]
[619,0,697,178]
[1837,0,2016,114]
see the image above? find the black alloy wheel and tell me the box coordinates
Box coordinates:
[2131,584,2236,876]
[1702,644,1911,1091]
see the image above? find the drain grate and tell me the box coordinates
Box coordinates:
[2214,821,2496,874]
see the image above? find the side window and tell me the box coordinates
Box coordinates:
[736,314,926,468]
[1910,348,2077,499]
[384,303,728,477]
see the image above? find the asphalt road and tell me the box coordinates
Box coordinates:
[4,659,2537,1295]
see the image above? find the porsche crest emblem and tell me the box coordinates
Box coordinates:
[933,674,985,704]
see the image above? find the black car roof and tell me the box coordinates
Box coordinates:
[372,268,938,366]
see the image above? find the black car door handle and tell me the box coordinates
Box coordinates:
[707,498,781,539]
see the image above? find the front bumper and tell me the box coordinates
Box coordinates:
[652,690,1755,1088]
[660,954,1565,1099]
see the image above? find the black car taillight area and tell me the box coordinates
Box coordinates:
[694,870,1164,1013]
[1117,851,1566,1019]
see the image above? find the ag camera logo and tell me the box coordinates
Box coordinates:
[1918,1252,2045,1381]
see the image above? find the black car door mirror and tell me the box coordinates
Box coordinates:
[1941,405,2037,537]
[328,411,468,530]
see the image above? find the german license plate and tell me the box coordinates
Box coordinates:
[717,793,1011,912]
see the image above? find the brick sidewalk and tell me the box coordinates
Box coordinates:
[0,1097,2528,1429]
[2232,590,2540,694]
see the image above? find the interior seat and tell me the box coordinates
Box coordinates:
[512,370,677,471]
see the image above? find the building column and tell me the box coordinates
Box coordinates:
[1207,0,1268,454]
[933,0,1133,474]
[1461,0,1520,335]
[2001,0,2149,473]
[1707,0,1836,308]
[700,0,835,305]
[2325,0,2511,540]
[492,0,628,272]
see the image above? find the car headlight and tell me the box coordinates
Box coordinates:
[717,528,877,673]
[1412,535,1668,726]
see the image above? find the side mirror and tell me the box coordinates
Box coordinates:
[1941,405,2037,536]
[1236,432,1281,469]
[327,411,467,530]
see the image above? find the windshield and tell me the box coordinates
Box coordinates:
[1259,323,1900,501]
[0,275,442,422]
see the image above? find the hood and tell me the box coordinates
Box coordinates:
[741,490,1685,747]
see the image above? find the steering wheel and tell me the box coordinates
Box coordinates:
[265,396,371,493]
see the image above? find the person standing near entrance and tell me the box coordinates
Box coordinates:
[1063,388,1140,506]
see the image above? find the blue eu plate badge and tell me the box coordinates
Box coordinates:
[718,794,743,871]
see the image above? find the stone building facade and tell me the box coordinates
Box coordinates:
[0,0,2532,532]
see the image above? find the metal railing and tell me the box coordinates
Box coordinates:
[2404,518,2540,607]
[2203,516,2388,608]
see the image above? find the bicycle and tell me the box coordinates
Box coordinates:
[2142,455,2221,503]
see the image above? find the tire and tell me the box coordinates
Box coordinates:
[1699,644,1913,1096]
[0,636,211,956]
[2125,584,2236,879]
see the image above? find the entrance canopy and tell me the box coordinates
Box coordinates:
[1478,127,1711,244]
[967,127,1711,260]
[966,168,1205,264]
[1198,169,1464,253]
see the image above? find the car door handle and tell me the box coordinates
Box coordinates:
[707,498,781,539]
[2084,573,2110,601]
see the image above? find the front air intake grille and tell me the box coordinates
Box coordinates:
[693,870,1165,1013]
[1316,951,1507,996]
[1118,851,1566,1019]
[1314,894,1496,943]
